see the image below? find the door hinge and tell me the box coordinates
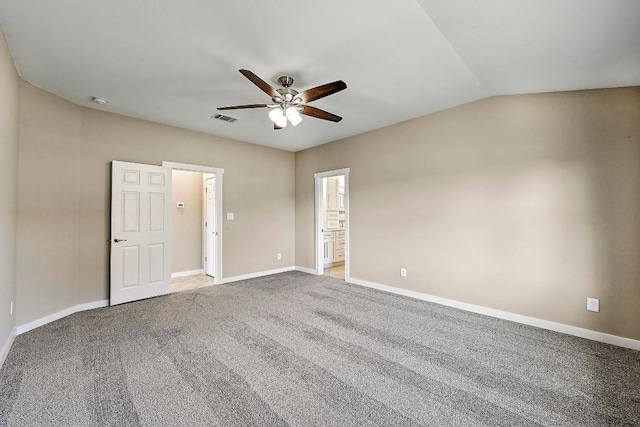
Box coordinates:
[205,256,207,261]
[205,221,207,227]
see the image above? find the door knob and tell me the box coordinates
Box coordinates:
[114,238,127,243]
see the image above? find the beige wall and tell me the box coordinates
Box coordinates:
[10,75,640,342]
[16,82,295,326]
[296,87,640,341]
[0,25,19,349]
[172,170,203,273]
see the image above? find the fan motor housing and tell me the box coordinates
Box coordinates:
[274,87,300,104]
[276,87,299,96]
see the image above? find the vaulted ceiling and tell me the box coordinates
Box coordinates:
[1,0,638,151]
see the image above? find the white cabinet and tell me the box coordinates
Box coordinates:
[337,176,345,209]
[325,178,339,210]
[334,231,345,262]
[324,230,345,267]
[323,231,335,266]
[325,178,341,228]
[325,211,339,230]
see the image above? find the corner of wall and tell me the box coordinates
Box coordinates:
[0,21,20,367]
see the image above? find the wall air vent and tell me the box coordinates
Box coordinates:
[211,113,238,123]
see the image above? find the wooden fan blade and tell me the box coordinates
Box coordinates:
[217,104,268,110]
[297,80,347,103]
[274,123,283,130]
[239,69,278,98]
[299,105,342,122]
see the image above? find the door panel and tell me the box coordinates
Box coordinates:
[148,244,164,283]
[149,193,164,231]
[123,170,140,184]
[205,177,216,277]
[149,172,165,186]
[122,246,140,288]
[123,192,140,232]
[111,161,172,305]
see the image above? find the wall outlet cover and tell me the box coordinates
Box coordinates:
[277,253,282,260]
[587,297,600,312]
[226,213,234,220]
[400,268,407,277]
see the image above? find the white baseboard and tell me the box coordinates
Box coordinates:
[171,269,204,278]
[16,299,109,335]
[295,266,318,275]
[222,266,296,284]
[0,327,17,370]
[349,277,640,351]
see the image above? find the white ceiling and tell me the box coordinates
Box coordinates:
[1,0,638,151]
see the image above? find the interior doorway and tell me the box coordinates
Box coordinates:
[315,168,350,281]
[169,170,214,292]
[163,161,224,292]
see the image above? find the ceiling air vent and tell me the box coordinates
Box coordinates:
[211,113,238,123]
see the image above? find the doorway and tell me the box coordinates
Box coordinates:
[315,168,350,281]
[109,160,223,305]
[163,161,224,291]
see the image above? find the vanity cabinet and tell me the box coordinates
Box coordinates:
[325,211,339,229]
[323,230,345,267]
[323,231,335,265]
[334,231,345,262]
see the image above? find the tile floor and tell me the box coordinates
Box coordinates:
[171,273,215,293]
[323,263,345,280]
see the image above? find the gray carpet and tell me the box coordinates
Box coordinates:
[1,271,639,426]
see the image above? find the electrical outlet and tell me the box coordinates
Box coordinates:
[277,253,282,260]
[10,300,13,316]
[587,297,600,312]
[400,268,407,277]
[226,212,234,220]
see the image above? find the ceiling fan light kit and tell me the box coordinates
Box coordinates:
[217,69,346,130]
[269,108,288,128]
[285,106,302,126]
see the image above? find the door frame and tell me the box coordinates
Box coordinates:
[314,168,350,281]
[163,161,224,285]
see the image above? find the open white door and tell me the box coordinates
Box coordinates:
[205,177,216,277]
[110,161,172,305]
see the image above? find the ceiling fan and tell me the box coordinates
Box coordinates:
[218,69,347,130]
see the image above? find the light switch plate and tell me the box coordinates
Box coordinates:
[176,202,185,208]
[226,212,234,220]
